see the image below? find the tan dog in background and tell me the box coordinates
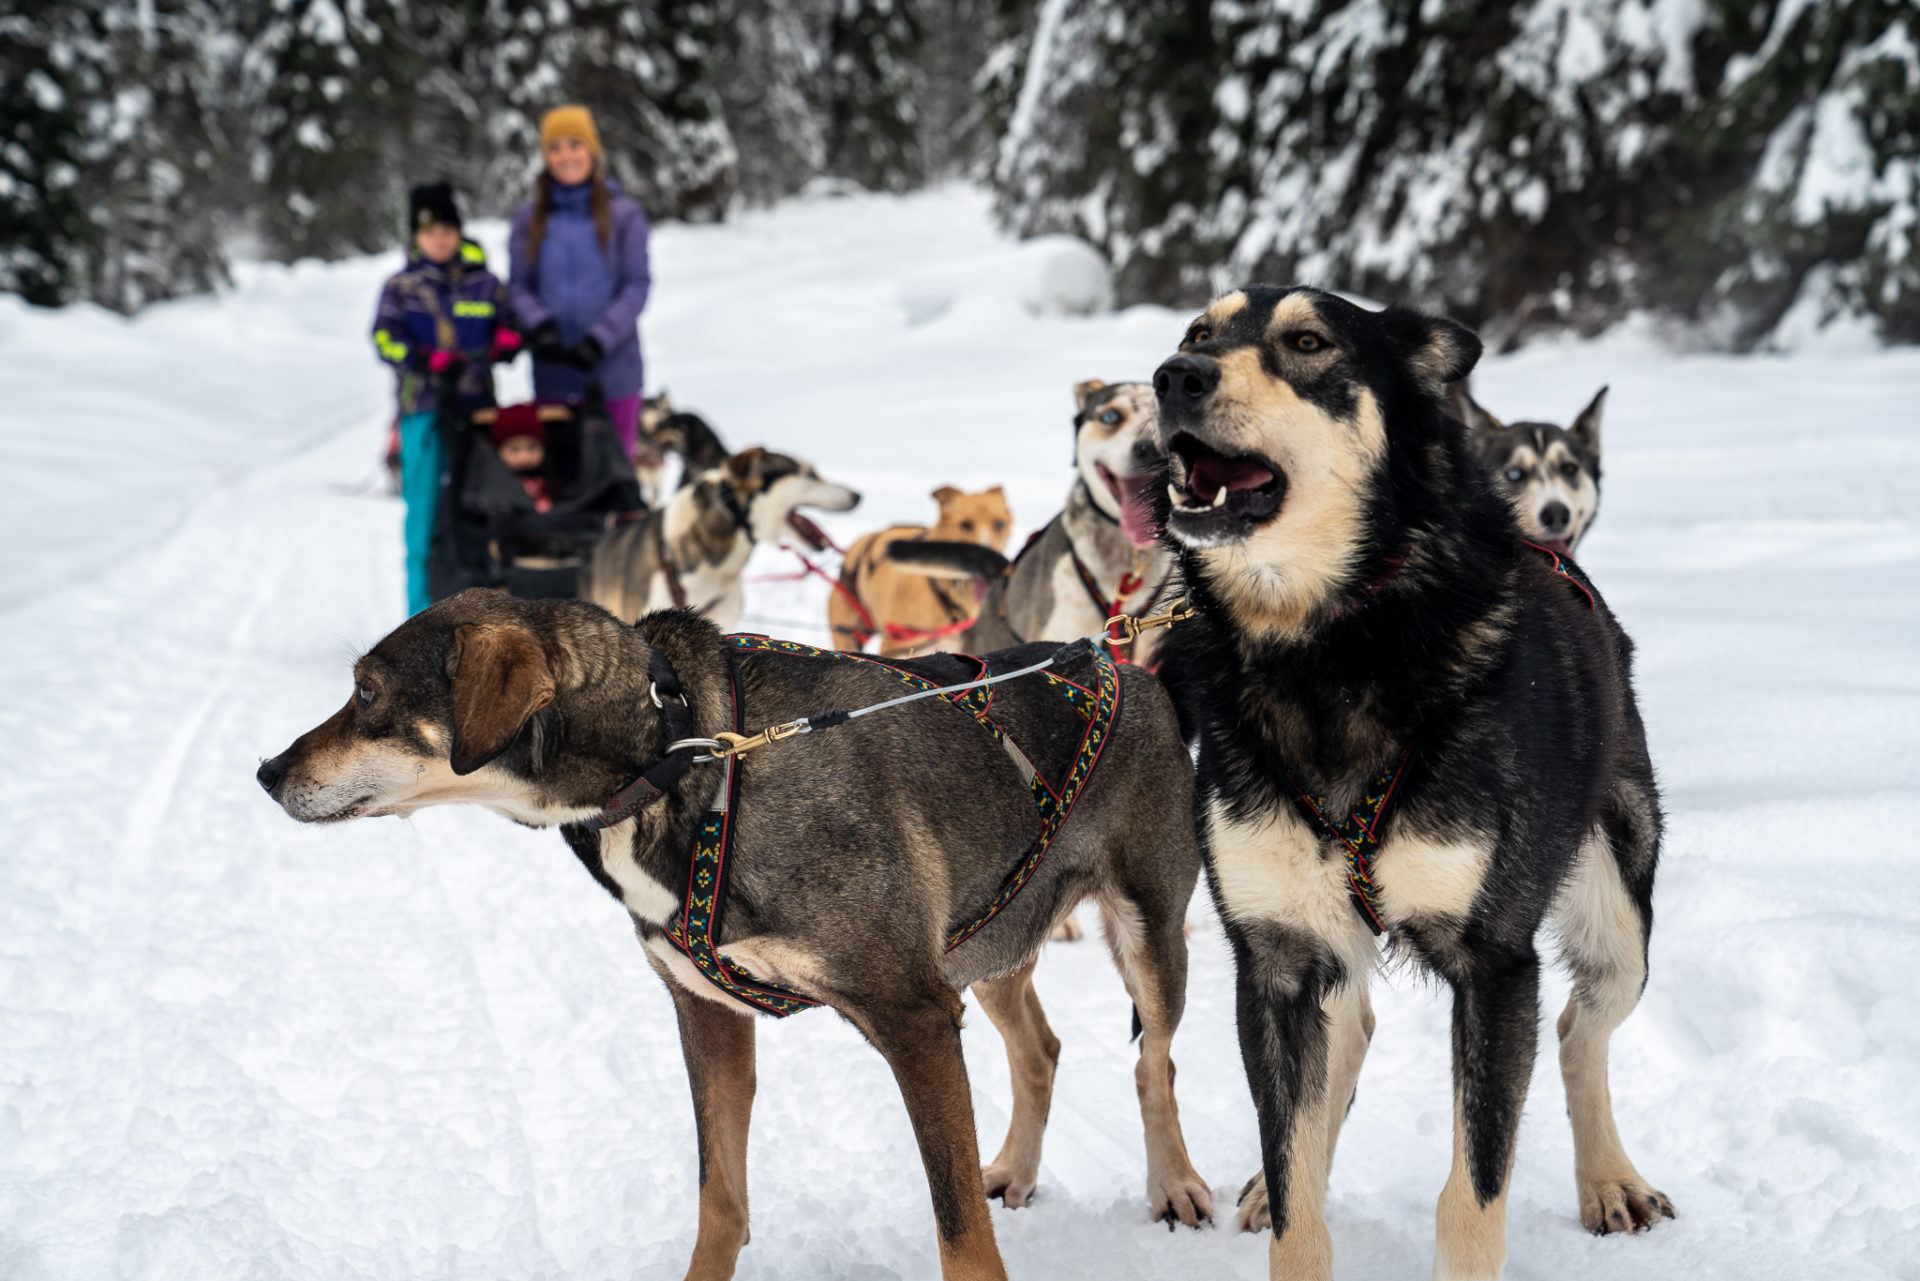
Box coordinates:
[829,486,1013,655]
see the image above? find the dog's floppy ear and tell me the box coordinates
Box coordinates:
[447,623,556,776]
[1383,307,1482,397]
[1569,385,1607,457]
[1447,379,1504,436]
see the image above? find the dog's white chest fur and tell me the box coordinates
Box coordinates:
[596,824,680,925]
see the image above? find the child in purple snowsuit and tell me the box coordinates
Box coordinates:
[372,182,521,616]
[508,105,652,460]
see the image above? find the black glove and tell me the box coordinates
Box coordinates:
[528,320,568,364]
[569,334,603,370]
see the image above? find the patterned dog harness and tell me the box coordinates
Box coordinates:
[1282,753,1413,937]
[658,635,1123,1017]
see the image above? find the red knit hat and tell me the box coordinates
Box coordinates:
[490,403,547,450]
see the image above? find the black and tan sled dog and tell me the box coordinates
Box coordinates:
[257,589,1214,1281]
[1149,286,1672,1280]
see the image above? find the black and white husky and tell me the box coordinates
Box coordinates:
[1152,286,1673,1280]
[581,447,859,629]
[1451,379,1605,555]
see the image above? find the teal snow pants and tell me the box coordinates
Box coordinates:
[398,410,445,617]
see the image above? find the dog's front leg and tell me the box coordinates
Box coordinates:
[1433,946,1541,1281]
[860,979,1008,1281]
[1229,921,1357,1281]
[667,981,758,1281]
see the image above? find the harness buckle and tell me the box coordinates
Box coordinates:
[650,681,688,709]
[1103,597,1194,646]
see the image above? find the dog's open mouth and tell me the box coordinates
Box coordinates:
[1164,432,1286,542]
[1095,463,1161,549]
[786,510,832,553]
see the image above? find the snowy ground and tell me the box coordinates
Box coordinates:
[2,187,1918,1280]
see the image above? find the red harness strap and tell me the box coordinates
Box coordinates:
[1068,544,1169,665]
[1522,540,1598,611]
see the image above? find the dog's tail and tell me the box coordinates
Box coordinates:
[884,539,1010,581]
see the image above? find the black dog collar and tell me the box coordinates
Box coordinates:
[581,646,699,830]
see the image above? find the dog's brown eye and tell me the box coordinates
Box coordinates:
[1560,462,1580,478]
[1099,409,1121,425]
[1186,326,1212,345]
[1295,332,1324,352]
[960,521,975,532]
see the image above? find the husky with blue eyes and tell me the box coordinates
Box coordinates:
[1450,379,1606,556]
[1151,285,1673,1281]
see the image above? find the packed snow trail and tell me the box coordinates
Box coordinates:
[3,188,1917,1279]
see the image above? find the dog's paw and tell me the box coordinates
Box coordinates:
[1050,914,1082,943]
[1235,1170,1271,1233]
[983,1161,1039,1209]
[1580,1175,1675,1235]
[1149,1172,1216,1230]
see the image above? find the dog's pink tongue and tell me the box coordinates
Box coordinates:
[1115,472,1160,549]
[1189,454,1274,501]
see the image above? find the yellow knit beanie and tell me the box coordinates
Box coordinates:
[539,105,603,161]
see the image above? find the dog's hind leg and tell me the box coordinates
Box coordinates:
[1095,893,1214,1227]
[857,977,1009,1281]
[1432,944,1541,1281]
[972,957,1059,1209]
[1553,817,1675,1235]
[664,978,757,1281]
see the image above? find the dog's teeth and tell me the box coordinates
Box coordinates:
[1211,486,1228,509]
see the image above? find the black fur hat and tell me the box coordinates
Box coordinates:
[408,182,462,233]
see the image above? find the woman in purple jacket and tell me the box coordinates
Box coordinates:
[508,106,652,460]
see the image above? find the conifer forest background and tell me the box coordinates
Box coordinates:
[3,0,1915,349]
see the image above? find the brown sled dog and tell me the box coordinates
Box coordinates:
[257,590,1215,1281]
[828,485,1013,655]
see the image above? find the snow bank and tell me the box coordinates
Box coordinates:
[2,187,1917,1280]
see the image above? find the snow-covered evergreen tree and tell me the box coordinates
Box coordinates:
[249,0,419,261]
[996,0,1224,303]
[718,0,827,204]
[822,0,923,190]
[0,2,100,306]
[83,0,234,313]
[998,0,1920,347]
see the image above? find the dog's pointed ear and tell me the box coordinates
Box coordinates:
[447,623,556,776]
[723,447,766,485]
[932,485,962,507]
[1569,386,1607,456]
[1384,307,1482,397]
[1073,379,1108,414]
[1447,379,1504,435]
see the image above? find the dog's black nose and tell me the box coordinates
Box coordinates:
[1539,502,1571,534]
[256,755,288,796]
[1153,354,1220,412]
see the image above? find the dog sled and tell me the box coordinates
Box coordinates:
[426,384,646,602]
